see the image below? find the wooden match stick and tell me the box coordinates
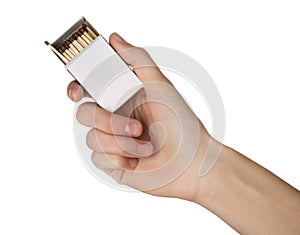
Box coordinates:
[62,43,75,58]
[70,36,83,52]
[78,29,92,45]
[44,41,69,64]
[66,39,80,55]
[83,30,93,42]
[83,24,97,39]
[61,44,75,59]
[59,47,71,62]
[74,32,88,48]
[80,27,94,42]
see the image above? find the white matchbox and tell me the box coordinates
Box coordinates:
[49,17,143,112]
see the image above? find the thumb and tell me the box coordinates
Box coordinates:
[109,32,169,84]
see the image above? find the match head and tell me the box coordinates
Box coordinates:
[77,29,83,36]
[73,33,79,39]
[62,42,70,48]
[58,47,64,53]
[69,36,75,42]
[65,40,72,45]
[61,45,67,51]
[79,28,85,34]
[81,24,87,30]
[44,41,50,45]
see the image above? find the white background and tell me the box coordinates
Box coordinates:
[1,0,299,234]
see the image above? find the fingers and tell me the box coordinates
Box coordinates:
[67,81,90,102]
[109,33,169,84]
[77,102,143,137]
[87,128,153,157]
[91,151,138,170]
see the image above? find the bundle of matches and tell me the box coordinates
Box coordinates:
[45,24,98,64]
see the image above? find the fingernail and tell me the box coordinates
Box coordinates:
[129,123,140,135]
[128,158,138,168]
[114,33,125,43]
[75,86,84,101]
[138,143,153,156]
[68,89,73,99]
[125,123,139,136]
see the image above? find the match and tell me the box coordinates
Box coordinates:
[66,39,80,55]
[79,28,92,44]
[59,47,71,62]
[78,29,92,45]
[74,32,88,48]
[44,41,69,64]
[46,22,99,65]
[83,24,97,39]
[70,36,84,52]
[61,44,75,59]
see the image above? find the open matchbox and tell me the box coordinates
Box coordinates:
[46,17,143,112]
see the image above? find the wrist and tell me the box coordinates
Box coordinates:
[187,136,229,206]
[171,127,220,204]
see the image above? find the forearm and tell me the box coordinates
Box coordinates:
[195,142,300,234]
[67,33,299,234]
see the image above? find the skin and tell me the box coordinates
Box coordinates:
[67,33,300,234]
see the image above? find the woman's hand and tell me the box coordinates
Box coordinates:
[67,33,211,201]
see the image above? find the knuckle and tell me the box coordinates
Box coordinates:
[120,147,130,157]
[134,47,147,61]
[122,47,149,66]
[108,155,120,166]
[94,110,102,127]
[115,138,131,156]
[135,46,147,55]
[136,47,150,60]
[103,118,112,133]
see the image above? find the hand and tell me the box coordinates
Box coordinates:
[67,33,300,235]
[67,33,212,201]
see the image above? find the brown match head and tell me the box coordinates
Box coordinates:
[61,45,67,51]
[79,28,86,34]
[81,24,87,29]
[58,48,64,53]
[69,36,75,42]
[62,42,69,48]
[65,40,72,45]
[44,41,50,45]
[73,33,79,39]
[77,29,83,36]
